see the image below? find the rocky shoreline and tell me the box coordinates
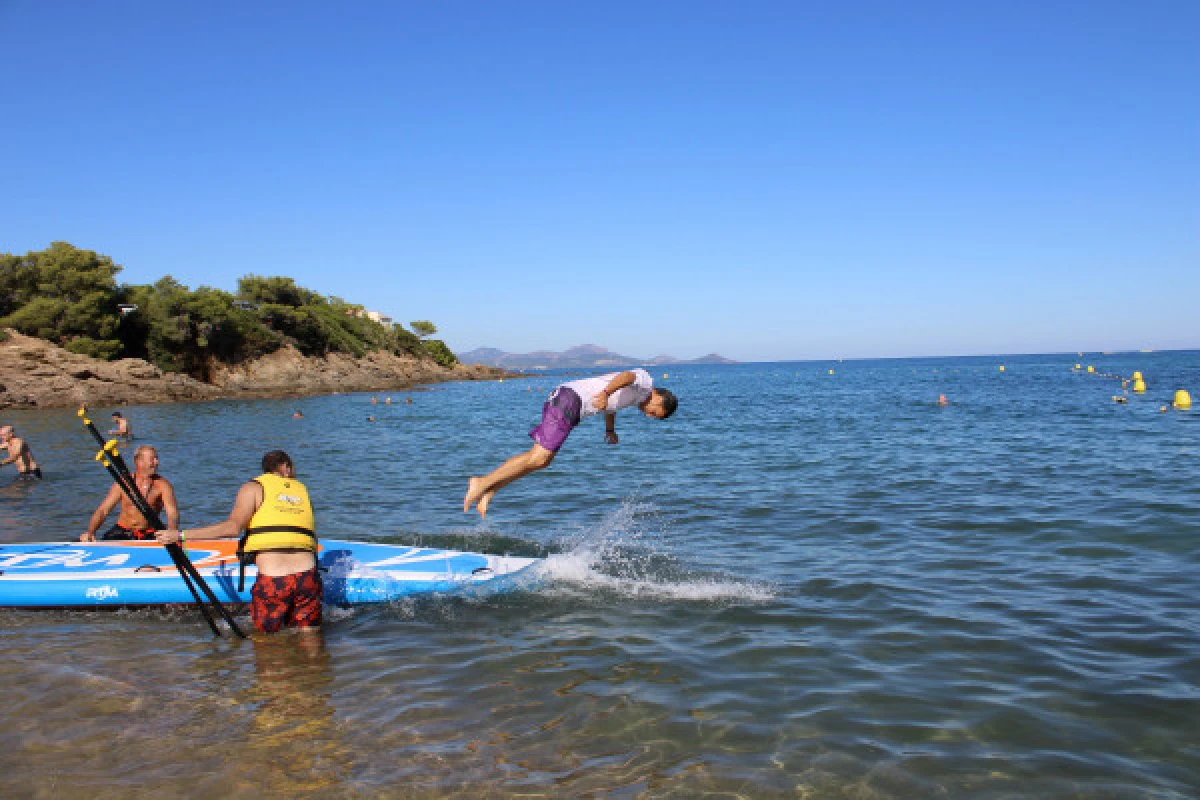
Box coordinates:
[0,329,514,409]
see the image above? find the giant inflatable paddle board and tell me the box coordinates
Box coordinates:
[0,539,541,608]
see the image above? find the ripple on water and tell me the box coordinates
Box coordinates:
[1,356,1199,797]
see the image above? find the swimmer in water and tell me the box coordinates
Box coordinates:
[108,411,134,440]
[0,425,42,480]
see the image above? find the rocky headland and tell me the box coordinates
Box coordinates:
[0,329,512,409]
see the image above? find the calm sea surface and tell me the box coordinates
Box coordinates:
[1,353,1198,798]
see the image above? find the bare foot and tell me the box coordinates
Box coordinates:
[476,489,496,519]
[463,477,485,513]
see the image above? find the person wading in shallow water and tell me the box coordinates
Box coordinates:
[157,450,321,635]
[108,411,134,440]
[463,369,677,518]
[81,445,178,540]
[0,425,42,481]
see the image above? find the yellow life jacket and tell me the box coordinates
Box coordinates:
[237,473,317,591]
[242,473,317,553]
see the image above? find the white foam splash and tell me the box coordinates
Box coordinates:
[534,498,775,604]
[538,552,775,602]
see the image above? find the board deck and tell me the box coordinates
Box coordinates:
[0,539,542,608]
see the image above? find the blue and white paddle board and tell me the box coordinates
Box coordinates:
[0,539,542,608]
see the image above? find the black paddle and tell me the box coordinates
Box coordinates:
[78,408,247,638]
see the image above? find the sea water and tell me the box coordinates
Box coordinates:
[0,352,1197,798]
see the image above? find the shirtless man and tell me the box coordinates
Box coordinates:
[156,451,321,635]
[81,445,179,540]
[0,425,42,480]
[108,412,134,440]
[463,369,677,518]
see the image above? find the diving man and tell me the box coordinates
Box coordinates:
[463,369,677,518]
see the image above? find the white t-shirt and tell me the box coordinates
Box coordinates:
[563,369,655,419]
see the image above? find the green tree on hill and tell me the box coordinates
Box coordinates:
[238,275,320,308]
[0,242,123,359]
[120,277,281,379]
[421,339,458,368]
[410,320,438,340]
[0,242,454,379]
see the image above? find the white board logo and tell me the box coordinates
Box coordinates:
[85,586,119,601]
[0,551,132,570]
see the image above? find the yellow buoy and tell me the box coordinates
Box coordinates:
[1132,378,1146,393]
[828,369,834,375]
[1174,389,1192,410]
[1075,364,1081,370]
[1087,366,1095,373]
[1132,371,1143,381]
[663,373,668,379]
[999,365,1005,372]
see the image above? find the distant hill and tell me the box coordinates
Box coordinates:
[457,344,737,369]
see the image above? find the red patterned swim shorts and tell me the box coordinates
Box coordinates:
[250,568,323,633]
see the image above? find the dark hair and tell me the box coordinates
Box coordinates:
[261,450,294,474]
[111,412,123,418]
[656,388,678,419]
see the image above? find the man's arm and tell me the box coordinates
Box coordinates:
[0,439,20,466]
[82,484,123,541]
[160,480,180,530]
[590,371,637,412]
[156,481,260,544]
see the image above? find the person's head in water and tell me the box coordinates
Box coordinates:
[262,450,294,477]
[112,412,123,420]
[639,388,678,420]
[937,394,949,406]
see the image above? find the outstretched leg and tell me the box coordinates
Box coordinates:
[464,444,556,517]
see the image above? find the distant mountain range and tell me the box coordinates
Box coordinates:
[457,344,737,369]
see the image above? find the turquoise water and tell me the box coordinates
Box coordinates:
[1,352,1198,798]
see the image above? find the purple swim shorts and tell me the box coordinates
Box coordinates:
[529,387,582,453]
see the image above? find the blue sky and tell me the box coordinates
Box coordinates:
[2,1,1196,361]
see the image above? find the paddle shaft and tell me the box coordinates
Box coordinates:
[79,412,246,638]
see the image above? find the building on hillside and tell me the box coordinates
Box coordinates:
[364,310,393,326]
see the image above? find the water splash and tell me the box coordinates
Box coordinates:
[537,497,775,604]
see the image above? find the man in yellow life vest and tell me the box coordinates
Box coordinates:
[156,450,320,634]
